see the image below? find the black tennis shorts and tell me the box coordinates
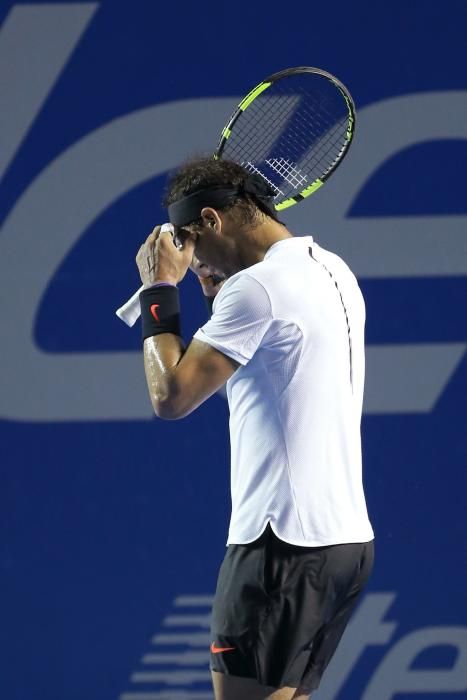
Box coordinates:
[210,523,374,691]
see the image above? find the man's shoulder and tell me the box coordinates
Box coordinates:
[312,241,360,285]
[211,268,270,315]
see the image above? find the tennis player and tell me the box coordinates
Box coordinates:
[136,158,374,700]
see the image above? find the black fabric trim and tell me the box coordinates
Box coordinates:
[168,187,238,226]
[308,247,353,386]
[167,173,277,226]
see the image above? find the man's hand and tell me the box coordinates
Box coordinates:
[136,225,195,287]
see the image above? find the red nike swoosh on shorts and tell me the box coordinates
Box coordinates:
[150,304,160,321]
[211,642,236,653]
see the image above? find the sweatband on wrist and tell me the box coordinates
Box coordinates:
[139,286,181,341]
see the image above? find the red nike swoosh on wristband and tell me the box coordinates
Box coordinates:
[211,642,236,653]
[150,304,160,321]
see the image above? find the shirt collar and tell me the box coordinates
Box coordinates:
[264,235,314,260]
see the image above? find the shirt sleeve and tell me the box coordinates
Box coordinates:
[193,273,272,365]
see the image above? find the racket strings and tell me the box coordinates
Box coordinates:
[266,89,348,182]
[243,160,285,197]
[234,96,298,166]
[267,159,308,190]
[241,90,342,159]
[221,75,351,201]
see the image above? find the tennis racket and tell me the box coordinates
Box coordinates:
[215,65,355,210]
[116,66,355,326]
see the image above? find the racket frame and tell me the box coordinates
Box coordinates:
[215,66,356,211]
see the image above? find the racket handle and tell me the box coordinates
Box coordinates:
[115,223,174,327]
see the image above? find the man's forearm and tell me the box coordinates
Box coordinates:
[135,224,236,421]
[143,334,186,418]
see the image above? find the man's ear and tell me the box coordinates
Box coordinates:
[200,207,222,232]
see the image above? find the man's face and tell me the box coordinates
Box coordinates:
[176,211,238,277]
[170,223,221,277]
[192,223,228,276]
[189,250,218,279]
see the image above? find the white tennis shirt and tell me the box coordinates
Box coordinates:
[194,235,374,546]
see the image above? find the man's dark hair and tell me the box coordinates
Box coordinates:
[163,157,280,226]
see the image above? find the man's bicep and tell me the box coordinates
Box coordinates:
[194,274,273,365]
[172,338,239,417]
[168,274,272,418]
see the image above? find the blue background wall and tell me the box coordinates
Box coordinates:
[1,1,466,698]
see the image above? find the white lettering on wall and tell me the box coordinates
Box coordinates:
[0,5,465,421]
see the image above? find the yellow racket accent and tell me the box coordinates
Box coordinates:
[238,82,271,111]
[299,178,325,198]
[274,197,297,211]
[275,178,324,210]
